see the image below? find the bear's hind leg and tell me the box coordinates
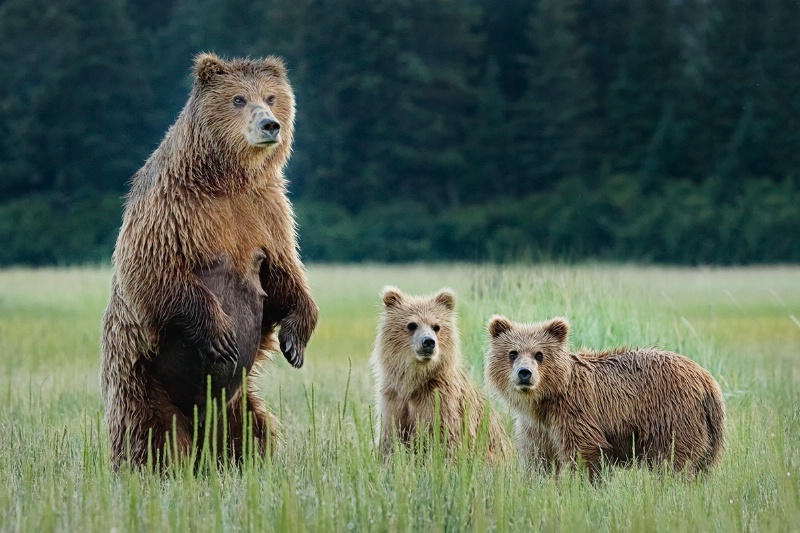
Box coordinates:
[107,373,193,470]
[224,383,278,462]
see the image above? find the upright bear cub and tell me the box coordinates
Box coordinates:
[101,54,318,469]
[485,316,725,479]
[371,287,510,460]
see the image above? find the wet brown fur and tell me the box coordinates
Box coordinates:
[485,316,726,480]
[101,54,318,469]
[371,287,510,461]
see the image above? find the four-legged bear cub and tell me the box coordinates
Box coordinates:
[370,286,510,460]
[485,315,726,479]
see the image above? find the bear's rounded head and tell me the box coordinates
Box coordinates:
[485,316,572,410]
[192,53,295,165]
[376,286,458,376]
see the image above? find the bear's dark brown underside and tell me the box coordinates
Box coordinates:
[149,257,264,418]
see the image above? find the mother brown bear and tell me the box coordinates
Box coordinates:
[101,53,318,469]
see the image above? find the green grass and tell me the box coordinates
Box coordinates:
[1,264,799,532]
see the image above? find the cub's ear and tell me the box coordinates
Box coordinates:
[544,317,569,343]
[381,286,404,308]
[433,288,456,311]
[194,53,227,86]
[488,315,513,338]
[263,55,288,78]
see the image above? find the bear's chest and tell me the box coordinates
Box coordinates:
[186,194,283,266]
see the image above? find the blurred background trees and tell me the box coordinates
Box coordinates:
[0,0,798,265]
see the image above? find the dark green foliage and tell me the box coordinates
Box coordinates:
[0,0,154,197]
[0,0,797,265]
[514,0,599,193]
[0,193,122,265]
[294,177,800,265]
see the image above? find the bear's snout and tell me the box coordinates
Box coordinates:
[247,108,282,146]
[421,336,436,353]
[412,328,438,361]
[514,365,537,391]
[258,117,280,137]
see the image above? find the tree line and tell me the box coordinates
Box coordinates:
[0,0,798,265]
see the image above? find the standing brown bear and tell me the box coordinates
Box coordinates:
[371,287,510,461]
[101,54,318,469]
[485,316,725,480]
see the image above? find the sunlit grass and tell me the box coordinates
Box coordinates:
[0,264,798,531]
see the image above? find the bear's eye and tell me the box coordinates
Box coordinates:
[535,351,544,362]
[233,95,247,107]
[407,322,417,332]
[266,95,276,106]
[432,324,440,333]
[509,350,518,361]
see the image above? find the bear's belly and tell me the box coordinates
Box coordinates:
[151,255,264,417]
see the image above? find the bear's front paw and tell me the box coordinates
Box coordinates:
[201,329,240,370]
[278,322,305,369]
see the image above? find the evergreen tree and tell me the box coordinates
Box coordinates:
[0,0,153,196]
[149,0,221,129]
[477,0,534,101]
[700,0,767,192]
[761,0,800,179]
[462,58,516,202]
[514,0,598,193]
[280,0,486,211]
[384,0,485,209]
[606,0,682,188]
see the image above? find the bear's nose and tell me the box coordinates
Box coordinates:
[421,337,436,351]
[517,368,532,381]
[258,118,280,135]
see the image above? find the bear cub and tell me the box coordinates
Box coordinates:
[485,316,725,479]
[371,287,510,460]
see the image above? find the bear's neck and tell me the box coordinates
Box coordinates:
[405,350,464,396]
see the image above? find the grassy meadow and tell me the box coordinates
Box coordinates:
[0,264,799,532]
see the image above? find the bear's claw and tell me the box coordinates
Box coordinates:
[279,337,303,368]
[202,330,239,367]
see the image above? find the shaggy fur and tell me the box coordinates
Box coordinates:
[371,287,510,461]
[101,54,318,469]
[485,316,725,479]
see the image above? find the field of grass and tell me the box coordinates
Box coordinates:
[1,264,798,532]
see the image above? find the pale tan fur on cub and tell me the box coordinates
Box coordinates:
[485,316,725,480]
[370,286,510,461]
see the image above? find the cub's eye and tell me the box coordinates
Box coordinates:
[509,350,518,361]
[266,95,276,106]
[432,324,440,333]
[233,95,246,107]
[535,351,544,362]
[407,322,417,332]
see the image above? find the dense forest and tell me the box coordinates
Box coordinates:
[0,0,798,265]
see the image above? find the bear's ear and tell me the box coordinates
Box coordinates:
[544,317,569,343]
[262,56,288,78]
[381,286,404,308]
[194,53,227,86]
[433,288,456,311]
[488,315,513,338]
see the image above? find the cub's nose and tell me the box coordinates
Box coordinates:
[421,336,436,352]
[258,117,280,136]
[517,367,532,382]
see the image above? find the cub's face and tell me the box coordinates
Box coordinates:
[377,286,457,368]
[193,53,295,160]
[485,316,571,408]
